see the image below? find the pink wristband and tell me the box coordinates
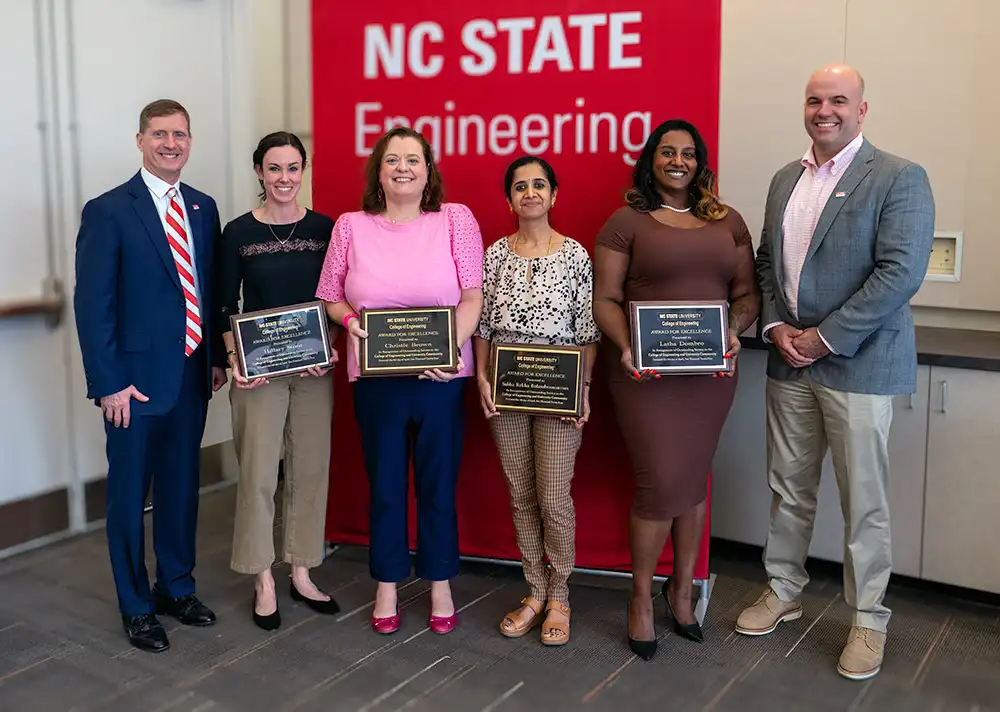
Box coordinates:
[343,313,359,329]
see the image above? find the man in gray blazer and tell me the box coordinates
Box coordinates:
[736,64,935,681]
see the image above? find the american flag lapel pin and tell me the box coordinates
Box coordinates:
[834,192,846,198]
[192,204,200,210]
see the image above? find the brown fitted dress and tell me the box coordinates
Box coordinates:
[596,206,756,521]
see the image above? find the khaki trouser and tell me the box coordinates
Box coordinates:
[489,412,583,604]
[229,373,333,574]
[763,374,894,632]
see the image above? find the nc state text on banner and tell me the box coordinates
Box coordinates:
[355,12,652,165]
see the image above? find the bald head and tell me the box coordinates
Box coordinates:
[808,64,865,97]
[803,64,868,164]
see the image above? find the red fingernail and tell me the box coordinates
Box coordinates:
[633,370,640,377]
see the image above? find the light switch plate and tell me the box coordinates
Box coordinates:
[925,231,962,282]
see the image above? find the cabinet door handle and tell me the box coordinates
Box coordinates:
[939,380,948,413]
[906,393,914,410]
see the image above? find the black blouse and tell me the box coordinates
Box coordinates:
[214,209,335,363]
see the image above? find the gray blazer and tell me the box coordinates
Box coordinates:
[755,139,935,396]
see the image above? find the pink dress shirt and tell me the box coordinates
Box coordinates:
[315,202,484,382]
[764,132,865,352]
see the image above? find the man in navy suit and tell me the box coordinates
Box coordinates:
[74,99,228,652]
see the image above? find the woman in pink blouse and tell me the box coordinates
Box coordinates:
[316,127,484,636]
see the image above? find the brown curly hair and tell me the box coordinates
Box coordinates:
[624,118,728,222]
[362,126,444,214]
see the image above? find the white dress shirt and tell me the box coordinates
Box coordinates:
[140,167,202,305]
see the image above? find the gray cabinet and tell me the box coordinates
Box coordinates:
[711,350,771,546]
[712,351,1000,595]
[921,367,1000,593]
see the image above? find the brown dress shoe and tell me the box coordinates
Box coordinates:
[837,626,885,680]
[735,587,803,635]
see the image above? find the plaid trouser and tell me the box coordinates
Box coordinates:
[489,412,583,604]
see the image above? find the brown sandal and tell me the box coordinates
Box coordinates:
[500,596,545,638]
[541,601,570,646]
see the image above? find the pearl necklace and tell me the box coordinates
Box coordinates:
[661,203,691,213]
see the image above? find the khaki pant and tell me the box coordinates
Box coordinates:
[490,412,582,604]
[763,375,894,632]
[230,373,333,574]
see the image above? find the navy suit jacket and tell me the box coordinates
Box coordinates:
[74,171,222,416]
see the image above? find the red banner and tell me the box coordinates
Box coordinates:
[313,0,721,578]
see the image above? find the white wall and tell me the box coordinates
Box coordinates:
[719,0,1000,329]
[5,0,1000,539]
[1,0,77,511]
[0,0,261,526]
[252,0,314,206]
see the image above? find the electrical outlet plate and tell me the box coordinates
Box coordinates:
[925,231,962,282]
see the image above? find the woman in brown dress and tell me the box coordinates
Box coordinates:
[593,119,760,659]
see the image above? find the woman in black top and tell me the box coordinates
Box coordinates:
[215,132,340,630]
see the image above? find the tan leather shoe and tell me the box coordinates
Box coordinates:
[735,587,803,635]
[499,596,545,638]
[837,626,885,680]
[540,600,570,647]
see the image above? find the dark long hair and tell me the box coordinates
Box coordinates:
[625,119,727,221]
[252,131,307,202]
[362,126,444,213]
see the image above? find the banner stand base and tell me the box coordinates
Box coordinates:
[324,543,715,624]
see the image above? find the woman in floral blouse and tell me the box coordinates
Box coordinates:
[473,156,600,647]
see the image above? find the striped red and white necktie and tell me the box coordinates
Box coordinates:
[165,188,202,356]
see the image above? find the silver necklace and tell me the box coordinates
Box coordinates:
[661,203,691,213]
[265,209,302,245]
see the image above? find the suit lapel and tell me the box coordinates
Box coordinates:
[803,140,876,264]
[179,184,205,297]
[129,173,182,293]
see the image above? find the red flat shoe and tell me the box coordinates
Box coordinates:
[429,612,458,635]
[371,607,400,635]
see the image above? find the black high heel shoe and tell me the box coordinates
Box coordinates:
[662,579,703,643]
[290,580,341,615]
[253,592,281,631]
[626,601,657,660]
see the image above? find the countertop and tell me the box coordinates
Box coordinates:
[740,326,1000,372]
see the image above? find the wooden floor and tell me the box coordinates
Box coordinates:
[1,485,999,712]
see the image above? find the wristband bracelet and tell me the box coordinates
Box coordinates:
[343,313,359,329]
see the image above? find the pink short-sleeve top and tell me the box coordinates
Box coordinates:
[315,202,485,381]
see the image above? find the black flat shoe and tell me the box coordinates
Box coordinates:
[626,601,657,660]
[154,590,217,627]
[253,592,281,631]
[122,614,170,653]
[662,580,703,643]
[290,581,341,615]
